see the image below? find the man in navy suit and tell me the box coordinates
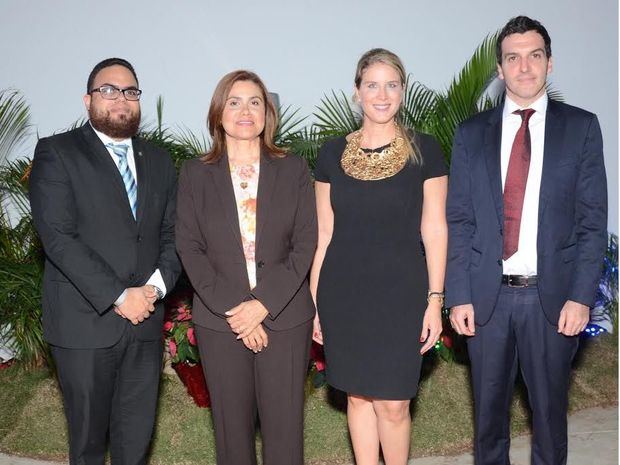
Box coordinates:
[446,16,607,465]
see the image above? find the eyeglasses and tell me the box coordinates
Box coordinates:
[90,85,142,101]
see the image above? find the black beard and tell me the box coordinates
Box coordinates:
[89,108,141,139]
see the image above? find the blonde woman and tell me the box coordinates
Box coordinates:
[310,49,448,465]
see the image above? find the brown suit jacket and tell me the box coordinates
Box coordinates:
[176,151,317,332]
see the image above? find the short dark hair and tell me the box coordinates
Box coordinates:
[496,16,552,64]
[86,58,139,93]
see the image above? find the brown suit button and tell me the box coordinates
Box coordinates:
[257,260,265,268]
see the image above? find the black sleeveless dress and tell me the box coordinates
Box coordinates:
[314,133,447,399]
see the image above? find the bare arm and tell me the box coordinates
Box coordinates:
[419,175,448,353]
[421,175,448,297]
[309,181,333,344]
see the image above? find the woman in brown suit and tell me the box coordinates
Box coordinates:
[176,70,317,465]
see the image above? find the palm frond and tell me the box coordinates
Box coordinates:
[314,90,361,136]
[281,126,326,170]
[400,77,438,132]
[172,126,210,156]
[64,117,87,132]
[426,32,500,158]
[546,84,564,102]
[446,32,499,113]
[0,90,31,165]
[276,105,308,145]
[0,158,32,219]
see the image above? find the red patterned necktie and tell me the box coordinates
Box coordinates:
[503,108,535,260]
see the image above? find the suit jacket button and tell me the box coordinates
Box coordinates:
[497,259,502,266]
[137,235,142,242]
[257,260,265,268]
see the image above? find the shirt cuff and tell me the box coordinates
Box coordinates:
[114,289,128,307]
[146,269,167,297]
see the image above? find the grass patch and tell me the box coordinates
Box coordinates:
[0,365,50,442]
[0,334,616,463]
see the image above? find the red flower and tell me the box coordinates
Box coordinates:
[177,305,192,321]
[187,327,196,346]
[169,339,177,357]
[163,321,174,332]
[441,333,453,349]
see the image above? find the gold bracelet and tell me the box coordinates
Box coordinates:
[427,291,445,304]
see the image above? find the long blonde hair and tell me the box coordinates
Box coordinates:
[354,48,420,164]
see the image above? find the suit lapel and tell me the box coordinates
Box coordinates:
[79,124,136,223]
[211,153,244,252]
[255,151,277,250]
[483,106,504,227]
[133,138,148,225]
[537,100,565,253]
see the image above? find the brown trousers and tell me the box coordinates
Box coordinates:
[195,320,312,465]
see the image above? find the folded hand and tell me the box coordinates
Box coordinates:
[115,286,155,325]
[241,324,269,353]
[226,300,269,339]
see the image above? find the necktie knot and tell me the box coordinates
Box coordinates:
[513,108,535,125]
[107,143,129,159]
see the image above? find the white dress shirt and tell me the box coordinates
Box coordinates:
[500,94,548,276]
[90,123,167,303]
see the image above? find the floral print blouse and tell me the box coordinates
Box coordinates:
[230,161,260,289]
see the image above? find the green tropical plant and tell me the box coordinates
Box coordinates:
[0,90,31,166]
[0,158,47,367]
[139,96,208,171]
[427,33,499,157]
[0,90,47,366]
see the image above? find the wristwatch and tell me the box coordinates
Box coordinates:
[152,285,164,301]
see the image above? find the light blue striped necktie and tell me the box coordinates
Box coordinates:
[107,143,137,219]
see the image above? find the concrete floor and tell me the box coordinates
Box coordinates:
[0,406,617,465]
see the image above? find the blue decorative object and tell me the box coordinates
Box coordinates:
[584,233,618,337]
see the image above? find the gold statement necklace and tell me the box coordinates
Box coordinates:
[341,126,408,181]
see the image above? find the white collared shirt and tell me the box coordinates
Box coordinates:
[90,122,167,301]
[91,125,138,181]
[500,94,548,276]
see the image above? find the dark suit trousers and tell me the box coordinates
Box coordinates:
[195,320,312,465]
[467,285,579,465]
[51,327,163,465]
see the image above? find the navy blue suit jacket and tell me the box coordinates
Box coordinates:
[445,99,607,325]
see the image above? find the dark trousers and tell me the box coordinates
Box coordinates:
[51,327,163,465]
[467,285,579,465]
[195,320,312,465]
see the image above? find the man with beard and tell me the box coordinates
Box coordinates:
[29,58,180,465]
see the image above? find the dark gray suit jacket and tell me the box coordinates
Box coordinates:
[175,152,317,332]
[446,99,607,325]
[30,123,181,348]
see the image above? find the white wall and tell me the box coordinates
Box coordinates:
[1,0,617,231]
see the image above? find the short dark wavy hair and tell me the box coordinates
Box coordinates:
[496,16,552,64]
[86,58,139,93]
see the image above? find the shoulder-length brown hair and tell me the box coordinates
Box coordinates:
[201,70,286,163]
